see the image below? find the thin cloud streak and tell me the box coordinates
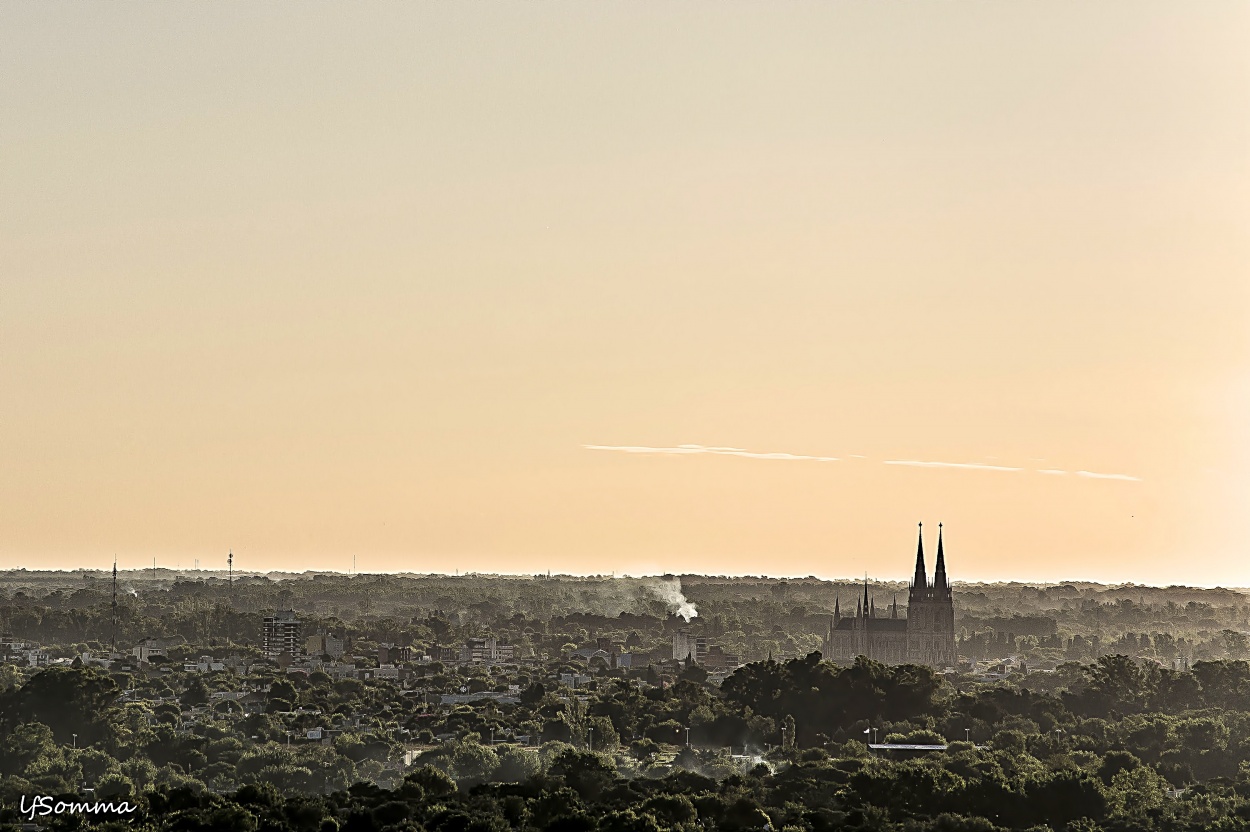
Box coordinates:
[883,460,1023,472]
[585,445,1142,481]
[1074,470,1143,482]
[583,444,838,462]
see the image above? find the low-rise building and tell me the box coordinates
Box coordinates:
[133,638,173,664]
[183,655,226,673]
[305,631,346,659]
[378,643,413,664]
[459,638,514,665]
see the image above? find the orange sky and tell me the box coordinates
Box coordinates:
[2,3,1248,585]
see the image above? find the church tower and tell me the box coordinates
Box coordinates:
[823,524,958,669]
[906,523,957,667]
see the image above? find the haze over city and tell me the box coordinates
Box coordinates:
[3,2,1248,585]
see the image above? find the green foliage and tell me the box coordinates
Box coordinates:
[10,574,1250,828]
[0,666,121,745]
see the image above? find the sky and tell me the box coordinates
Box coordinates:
[2,3,1248,585]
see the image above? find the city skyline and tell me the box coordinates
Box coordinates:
[3,2,1248,585]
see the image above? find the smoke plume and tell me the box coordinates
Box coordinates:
[648,577,698,621]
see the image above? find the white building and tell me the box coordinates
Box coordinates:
[672,629,708,663]
[133,638,170,663]
[262,611,302,659]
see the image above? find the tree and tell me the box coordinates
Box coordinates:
[1105,765,1169,821]
[494,745,541,783]
[2,666,120,745]
[181,675,210,707]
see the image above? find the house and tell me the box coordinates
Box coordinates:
[133,638,175,663]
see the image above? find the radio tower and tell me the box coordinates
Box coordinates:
[110,557,118,657]
[226,549,235,647]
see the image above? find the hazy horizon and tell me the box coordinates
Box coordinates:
[8,564,1250,592]
[4,3,1248,585]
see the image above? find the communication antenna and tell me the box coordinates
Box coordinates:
[226,549,235,648]
[110,557,118,656]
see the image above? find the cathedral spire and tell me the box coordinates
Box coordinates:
[892,594,898,619]
[912,522,927,591]
[934,523,948,594]
[834,596,840,621]
[863,576,870,617]
[870,598,876,618]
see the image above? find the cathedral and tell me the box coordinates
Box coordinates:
[823,523,958,669]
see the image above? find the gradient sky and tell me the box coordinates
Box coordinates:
[3,3,1248,584]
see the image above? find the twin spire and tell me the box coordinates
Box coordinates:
[832,523,951,625]
[911,522,948,596]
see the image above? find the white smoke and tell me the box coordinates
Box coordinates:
[649,577,698,621]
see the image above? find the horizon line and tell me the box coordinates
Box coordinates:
[0,565,1244,592]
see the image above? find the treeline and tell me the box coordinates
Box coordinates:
[4,752,1239,832]
[11,655,1250,825]
[7,572,1250,668]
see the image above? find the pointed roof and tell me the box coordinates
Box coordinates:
[934,523,948,593]
[862,576,870,617]
[912,522,927,591]
[892,594,898,619]
[870,598,876,618]
[834,597,840,619]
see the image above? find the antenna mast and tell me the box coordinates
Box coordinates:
[226,549,235,648]
[111,557,118,656]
